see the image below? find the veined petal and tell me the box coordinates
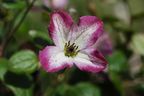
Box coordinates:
[95,32,113,55]
[39,46,73,72]
[69,16,103,50]
[74,51,107,73]
[83,32,113,56]
[48,11,73,49]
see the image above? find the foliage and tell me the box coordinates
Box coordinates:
[0,0,144,96]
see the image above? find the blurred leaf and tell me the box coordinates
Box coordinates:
[132,18,144,32]
[128,54,142,77]
[9,50,38,74]
[39,70,53,92]
[107,51,127,73]
[107,51,127,95]
[70,0,90,16]
[7,86,33,96]
[4,71,32,89]
[127,0,144,16]
[130,34,144,55]
[14,10,48,44]
[0,58,9,81]
[4,71,33,96]
[53,84,70,96]
[2,1,26,9]
[67,83,101,96]
[93,0,116,18]
[109,72,124,95]
[113,21,130,31]
[29,30,53,45]
[135,83,144,95]
[114,1,131,26]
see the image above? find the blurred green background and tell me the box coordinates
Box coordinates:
[0,0,144,96]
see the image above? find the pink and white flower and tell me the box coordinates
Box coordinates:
[43,0,68,9]
[39,10,108,73]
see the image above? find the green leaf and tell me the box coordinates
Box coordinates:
[4,71,33,96]
[109,72,124,95]
[0,58,9,81]
[132,18,144,32]
[53,84,70,96]
[107,51,127,73]
[9,50,39,74]
[4,71,33,88]
[130,34,144,55]
[7,86,33,96]
[70,0,90,16]
[93,0,116,18]
[14,10,49,44]
[2,1,26,9]
[107,51,127,95]
[127,0,144,16]
[67,83,101,96]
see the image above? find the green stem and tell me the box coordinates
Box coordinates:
[1,0,37,56]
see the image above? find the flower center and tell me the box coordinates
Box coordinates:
[64,41,80,57]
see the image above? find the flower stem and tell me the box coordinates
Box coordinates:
[0,0,37,57]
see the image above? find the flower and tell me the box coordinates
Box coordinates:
[43,0,68,9]
[39,10,108,73]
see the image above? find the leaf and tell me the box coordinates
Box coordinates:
[67,83,101,96]
[14,10,49,44]
[132,18,144,33]
[2,1,26,9]
[113,1,131,25]
[53,84,70,96]
[70,0,90,16]
[0,58,10,81]
[107,51,127,95]
[107,51,127,73]
[7,86,33,96]
[93,0,116,18]
[9,50,39,74]
[4,71,33,89]
[127,0,144,16]
[109,72,124,95]
[4,71,33,96]
[130,34,144,55]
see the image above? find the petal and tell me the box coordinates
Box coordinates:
[95,32,113,55]
[74,51,107,73]
[48,10,73,49]
[39,46,73,72]
[69,16,103,50]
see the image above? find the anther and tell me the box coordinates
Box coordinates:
[64,41,80,57]
[68,41,70,46]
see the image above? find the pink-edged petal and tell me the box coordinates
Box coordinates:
[95,32,113,55]
[69,16,103,50]
[74,51,107,73]
[48,10,73,49]
[39,46,73,72]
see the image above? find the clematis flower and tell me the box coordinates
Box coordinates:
[43,0,68,9]
[39,10,108,73]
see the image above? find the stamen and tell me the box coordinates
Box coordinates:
[64,41,79,57]
[68,41,70,46]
